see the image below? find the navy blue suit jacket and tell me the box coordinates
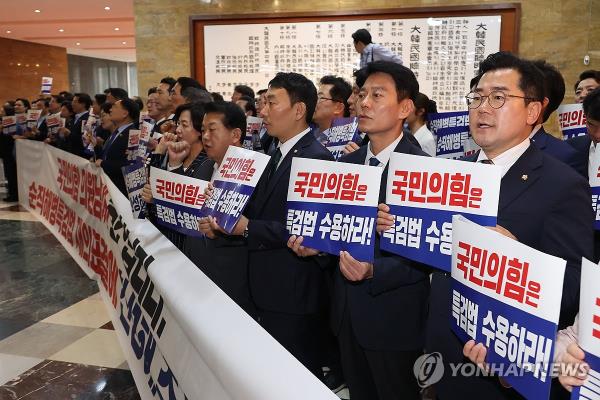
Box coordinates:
[100,123,132,195]
[184,158,257,316]
[567,134,592,179]
[531,126,585,177]
[66,111,89,157]
[244,131,335,315]
[331,134,431,351]
[427,144,593,399]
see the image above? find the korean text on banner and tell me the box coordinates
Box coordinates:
[243,116,263,150]
[2,115,16,135]
[589,152,600,231]
[451,215,566,400]
[571,259,600,400]
[150,166,209,237]
[41,76,53,94]
[17,140,339,400]
[324,117,362,160]
[127,129,141,162]
[286,158,381,262]
[381,153,501,272]
[558,104,587,140]
[122,162,147,219]
[201,146,270,232]
[428,111,473,159]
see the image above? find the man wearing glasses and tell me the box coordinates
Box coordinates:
[412,52,592,399]
[312,75,353,146]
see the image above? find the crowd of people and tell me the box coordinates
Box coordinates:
[2,46,600,400]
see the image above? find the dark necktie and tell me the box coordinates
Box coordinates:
[369,156,381,167]
[267,147,282,182]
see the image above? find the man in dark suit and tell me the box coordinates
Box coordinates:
[381,53,592,399]
[203,72,335,379]
[95,98,139,195]
[188,102,256,316]
[289,61,429,400]
[63,93,91,157]
[568,88,600,265]
[528,60,585,176]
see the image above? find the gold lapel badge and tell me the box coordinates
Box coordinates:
[521,174,528,181]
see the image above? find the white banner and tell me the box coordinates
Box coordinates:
[17,140,337,400]
[557,103,587,140]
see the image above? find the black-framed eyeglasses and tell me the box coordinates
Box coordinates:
[465,91,536,109]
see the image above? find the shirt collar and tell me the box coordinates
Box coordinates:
[116,122,134,135]
[365,133,403,167]
[277,127,311,164]
[74,111,87,122]
[476,137,530,177]
[529,124,542,139]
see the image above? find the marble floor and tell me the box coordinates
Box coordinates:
[0,199,141,399]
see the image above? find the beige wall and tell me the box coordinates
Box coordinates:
[134,0,599,135]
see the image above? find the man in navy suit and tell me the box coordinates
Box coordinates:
[568,88,600,264]
[528,60,585,176]
[64,93,92,157]
[289,61,430,399]
[95,98,139,195]
[203,72,335,378]
[189,101,257,317]
[379,52,593,399]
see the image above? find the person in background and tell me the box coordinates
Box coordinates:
[575,70,600,103]
[256,88,268,115]
[406,92,437,156]
[231,84,255,103]
[1,102,17,202]
[211,92,224,102]
[312,75,352,146]
[236,95,257,117]
[94,98,139,195]
[92,94,106,117]
[352,28,403,69]
[171,77,205,109]
[105,88,129,104]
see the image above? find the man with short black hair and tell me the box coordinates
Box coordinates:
[256,88,268,114]
[419,52,592,399]
[528,60,584,176]
[232,84,255,102]
[106,88,129,104]
[202,72,334,379]
[313,75,352,144]
[155,77,177,134]
[95,98,139,194]
[575,69,600,103]
[62,92,92,156]
[236,95,257,117]
[188,101,255,315]
[352,28,403,69]
[291,61,429,400]
[171,77,204,108]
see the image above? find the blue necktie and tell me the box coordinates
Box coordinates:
[369,156,381,167]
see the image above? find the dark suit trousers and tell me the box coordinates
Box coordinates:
[338,305,421,400]
[257,309,324,380]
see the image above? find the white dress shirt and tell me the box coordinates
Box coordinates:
[360,43,403,68]
[476,138,531,178]
[413,124,436,157]
[589,141,598,180]
[364,133,403,167]
[276,127,311,168]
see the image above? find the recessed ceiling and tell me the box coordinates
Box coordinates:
[0,0,135,63]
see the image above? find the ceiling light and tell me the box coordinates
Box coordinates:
[17,63,21,66]
[5,30,11,34]
[122,41,127,44]
[114,27,120,31]
[76,42,81,45]
[35,64,39,67]
[34,9,41,13]
[104,6,111,10]
[58,28,64,32]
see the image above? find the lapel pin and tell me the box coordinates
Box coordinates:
[293,149,298,153]
[521,174,528,181]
